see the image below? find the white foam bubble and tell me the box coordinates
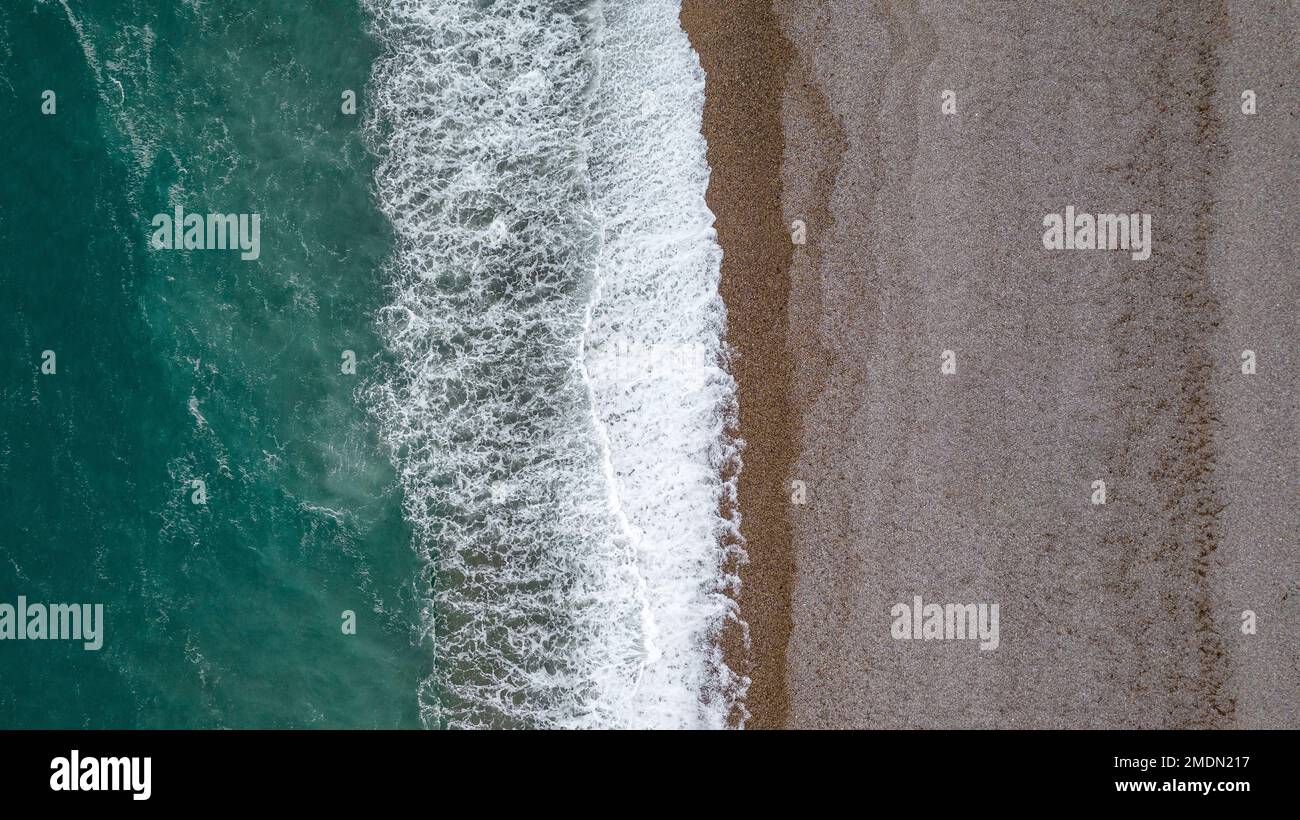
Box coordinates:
[364,0,745,728]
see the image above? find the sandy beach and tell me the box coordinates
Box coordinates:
[685,0,1299,728]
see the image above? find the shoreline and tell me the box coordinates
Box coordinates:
[680,0,796,729]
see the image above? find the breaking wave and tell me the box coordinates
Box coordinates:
[363,0,745,728]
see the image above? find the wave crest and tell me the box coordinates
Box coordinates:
[364,0,744,729]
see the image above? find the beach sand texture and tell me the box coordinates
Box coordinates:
[685,0,1299,728]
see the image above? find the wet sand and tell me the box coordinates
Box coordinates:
[681,0,796,729]
[685,0,1299,728]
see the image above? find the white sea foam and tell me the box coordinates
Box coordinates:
[364,0,744,728]
[57,1,159,194]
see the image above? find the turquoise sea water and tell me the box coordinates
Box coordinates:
[0,0,425,728]
[1,0,739,729]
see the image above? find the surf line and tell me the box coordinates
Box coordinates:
[576,257,662,675]
[574,0,661,694]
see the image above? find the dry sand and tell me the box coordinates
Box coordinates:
[685,0,1299,728]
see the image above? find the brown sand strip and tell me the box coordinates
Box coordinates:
[680,1,795,728]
